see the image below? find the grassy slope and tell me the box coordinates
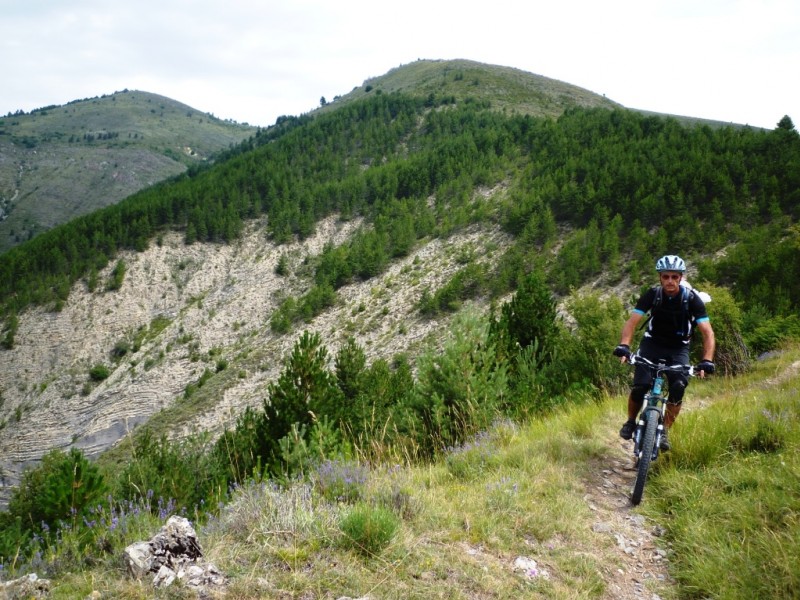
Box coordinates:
[41,345,800,599]
[642,347,800,598]
[0,90,257,251]
[322,58,621,119]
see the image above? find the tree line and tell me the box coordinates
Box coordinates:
[1,95,797,334]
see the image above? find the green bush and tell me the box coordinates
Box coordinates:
[1,313,18,350]
[111,339,131,359]
[89,364,110,381]
[112,429,224,512]
[560,291,629,394]
[339,503,399,556]
[419,262,486,316]
[106,259,126,291]
[489,270,558,366]
[345,354,416,449]
[260,331,345,474]
[184,368,213,398]
[270,297,296,333]
[413,310,507,451]
[693,283,750,374]
[744,312,800,355]
[0,512,30,566]
[275,252,290,276]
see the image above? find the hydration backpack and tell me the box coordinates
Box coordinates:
[651,284,691,314]
[640,282,710,338]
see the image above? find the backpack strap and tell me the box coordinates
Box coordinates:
[638,285,694,333]
[638,285,661,330]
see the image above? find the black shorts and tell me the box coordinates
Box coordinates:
[633,337,690,389]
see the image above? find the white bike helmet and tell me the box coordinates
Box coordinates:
[656,254,686,272]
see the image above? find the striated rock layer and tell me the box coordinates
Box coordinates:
[0,208,512,505]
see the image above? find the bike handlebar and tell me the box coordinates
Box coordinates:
[629,353,696,377]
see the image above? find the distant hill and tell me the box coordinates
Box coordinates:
[322,58,622,118]
[322,58,757,130]
[0,90,257,252]
[0,61,745,254]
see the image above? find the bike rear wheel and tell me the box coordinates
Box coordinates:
[631,410,659,505]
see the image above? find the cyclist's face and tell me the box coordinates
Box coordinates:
[660,271,682,294]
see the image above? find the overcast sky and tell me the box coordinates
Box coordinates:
[3,0,798,130]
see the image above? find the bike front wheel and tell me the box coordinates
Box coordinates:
[631,410,659,505]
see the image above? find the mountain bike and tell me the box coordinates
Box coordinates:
[627,354,696,505]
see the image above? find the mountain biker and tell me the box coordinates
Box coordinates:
[613,255,716,451]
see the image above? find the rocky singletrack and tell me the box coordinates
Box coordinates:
[584,432,674,600]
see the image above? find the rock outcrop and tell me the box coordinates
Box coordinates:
[0,573,50,599]
[124,515,225,591]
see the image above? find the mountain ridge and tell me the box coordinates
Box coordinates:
[0,58,756,254]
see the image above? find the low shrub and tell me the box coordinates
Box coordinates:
[89,364,110,381]
[339,503,399,556]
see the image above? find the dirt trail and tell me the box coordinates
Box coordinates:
[584,434,674,600]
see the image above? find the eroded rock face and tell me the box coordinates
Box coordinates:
[0,218,364,505]
[0,213,511,507]
[123,515,225,591]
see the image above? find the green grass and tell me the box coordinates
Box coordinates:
[15,345,800,599]
[642,347,800,599]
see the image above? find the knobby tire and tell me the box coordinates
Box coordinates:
[631,410,658,505]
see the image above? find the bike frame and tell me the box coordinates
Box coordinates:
[632,365,667,462]
[627,353,695,505]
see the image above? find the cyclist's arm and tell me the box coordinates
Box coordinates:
[619,311,645,347]
[695,319,715,361]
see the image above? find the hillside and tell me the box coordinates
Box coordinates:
[0,62,798,502]
[0,213,510,504]
[0,90,257,251]
[0,60,798,596]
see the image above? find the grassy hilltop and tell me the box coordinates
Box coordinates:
[0,90,256,251]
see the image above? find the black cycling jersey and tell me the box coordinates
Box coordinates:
[633,286,709,348]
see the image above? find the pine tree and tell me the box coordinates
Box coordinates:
[8,448,106,533]
[261,331,344,472]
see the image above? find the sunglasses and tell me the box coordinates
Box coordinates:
[660,273,681,281]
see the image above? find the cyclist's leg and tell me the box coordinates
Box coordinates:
[628,384,648,420]
[630,339,658,419]
[664,375,687,428]
[620,360,651,439]
[660,346,690,450]
[664,346,690,429]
